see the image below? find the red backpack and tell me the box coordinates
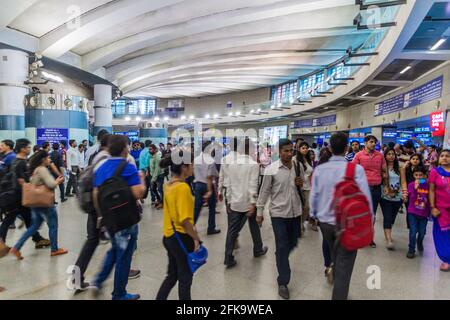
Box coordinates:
[333,163,374,251]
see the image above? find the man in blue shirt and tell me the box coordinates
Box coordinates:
[91,135,145,300]
[310,132,371,300]
[345,140,360,162]
[0,140,16,170]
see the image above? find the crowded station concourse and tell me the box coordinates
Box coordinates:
[0,0,450,304]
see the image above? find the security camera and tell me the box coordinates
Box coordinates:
[36,60,44,68]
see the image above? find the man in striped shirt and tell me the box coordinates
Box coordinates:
[345,141,360,162]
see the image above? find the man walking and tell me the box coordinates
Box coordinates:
[223,137,268,268]
[353,135,385,248]
[256,139,302,299]
[66,140,80,197]
[310,132,372,300]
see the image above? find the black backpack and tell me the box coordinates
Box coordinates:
[0,162,20,211]
[77,154,108,213]
[96,160,141,234]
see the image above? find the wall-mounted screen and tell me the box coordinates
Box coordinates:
[263,126,288,146]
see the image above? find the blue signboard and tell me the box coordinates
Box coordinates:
[36,128,69,147]
[374,76,443,116]
[293,114,336,128]
[115,131,139,141]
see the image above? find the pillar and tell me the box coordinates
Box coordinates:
[371,127,383,143]
[93,84,112,136]
[0,49,28,140]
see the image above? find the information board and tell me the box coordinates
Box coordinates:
[293,114,336,128]
[36,128,69,147]
[374,76,443,116]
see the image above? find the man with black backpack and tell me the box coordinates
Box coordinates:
[0,139,50,257]
[90,135,145,300]
[310,132,372,300]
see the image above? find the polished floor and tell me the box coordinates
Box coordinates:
[0,197,449,300]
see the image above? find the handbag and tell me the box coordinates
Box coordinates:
[171,221,208,274]
[293,159,306,207]
[22,182,55,208]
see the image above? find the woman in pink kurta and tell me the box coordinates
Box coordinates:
[428,150,450,272]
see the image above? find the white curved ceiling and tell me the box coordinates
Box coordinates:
[4,0,375,98]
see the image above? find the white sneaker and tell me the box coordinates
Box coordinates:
[386,240,395,251]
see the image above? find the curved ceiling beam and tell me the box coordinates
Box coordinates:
[39,0,185,58]
[121,65,318,94]
[82,0,357,71]
[118,51,343,89]
[106,27,364,81]
[1,0,38,28]
[75,0,291,55]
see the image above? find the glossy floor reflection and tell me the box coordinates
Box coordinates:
[0,198,449,300]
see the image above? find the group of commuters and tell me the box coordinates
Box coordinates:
[0,129,449,301]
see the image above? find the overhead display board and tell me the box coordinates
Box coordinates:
[374,76,443,116]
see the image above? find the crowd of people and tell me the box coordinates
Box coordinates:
[0,129,449,300]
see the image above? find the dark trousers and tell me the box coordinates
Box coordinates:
[380,199,402,229]
[194,182,217,232]
[66,166,79,195]
[156,234,194,300]
[322,237,332,268]
[59,183,65,200]
[271,217,301,286]
[320,222,357,300]
[74,212,100,282]
[224,210,263,264]
[0,208,43,243]
[407,214,428,253]
[152,175,165,203]
[369,185,382,223]
[143,175,157,202]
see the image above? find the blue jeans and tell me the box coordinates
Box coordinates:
[14,207,59,251]
[407,214,428,253]
[194,182,216,232]
[94,224,138,299]
[271,217,301,286]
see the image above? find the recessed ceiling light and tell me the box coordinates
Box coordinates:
[135,116,141,121]
[180,115,186,120]
[189,115,194,120]
[270,105,275,109]
[124,116,131,121]
[235,111,241,116]
[361,92,370,97]
[213,114,219,119]
[228,112,233,116]
[205,114,210,119]
[163,116,169,121]
[430,38,446,51]
[154,117,160,121]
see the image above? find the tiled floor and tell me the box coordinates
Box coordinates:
[0,198,449,300]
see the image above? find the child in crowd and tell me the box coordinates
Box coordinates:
[406,168,430,259]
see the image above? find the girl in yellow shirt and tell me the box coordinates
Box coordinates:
[156,150,202,300]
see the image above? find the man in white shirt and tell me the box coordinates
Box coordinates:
[256,139,303,300]
[193,141,220,235]
[310,132,372,300]
[222,138,268,268]
[66,139,81,197]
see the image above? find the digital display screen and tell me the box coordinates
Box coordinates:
[263,126,288,146]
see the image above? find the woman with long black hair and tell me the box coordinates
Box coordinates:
[10,151,67,259]
[380,148,405,251]
[293,142,317,232]
[156,149,202,300]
